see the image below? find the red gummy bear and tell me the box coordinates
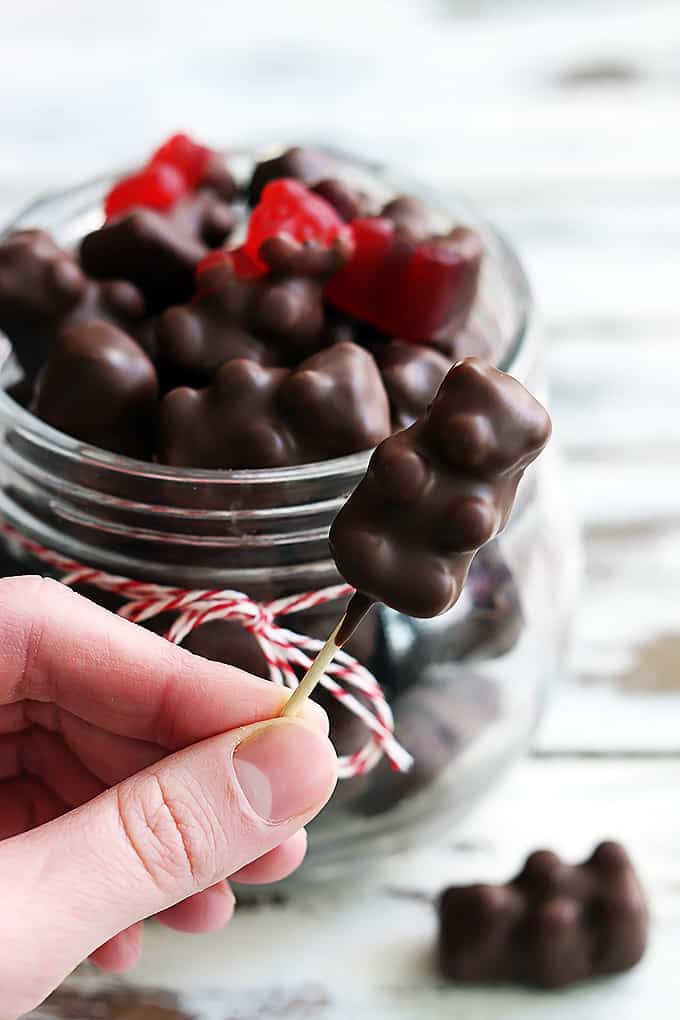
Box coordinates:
[324,217,394,324]
[104,163,187,220]
[149,132,214,189]
[195,246,262,284]
[325,217,482,343]
[245,179,344,270]
[105,133,218,221]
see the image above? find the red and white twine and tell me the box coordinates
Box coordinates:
[0,521,412,778]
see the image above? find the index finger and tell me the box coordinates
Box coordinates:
[0,575,326,747]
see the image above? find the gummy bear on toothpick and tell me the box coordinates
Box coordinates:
[283,357,551,717]
[330,357,552,617]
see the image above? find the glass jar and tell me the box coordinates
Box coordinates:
[0,147,579,878]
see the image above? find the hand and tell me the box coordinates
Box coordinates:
[0,576,337,1017]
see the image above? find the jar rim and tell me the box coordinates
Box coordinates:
[0,144,531,488]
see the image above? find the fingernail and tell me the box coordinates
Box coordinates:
[234,720,337,824]
[280,691,330,737]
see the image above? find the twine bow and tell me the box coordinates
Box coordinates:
[0,521,412,778]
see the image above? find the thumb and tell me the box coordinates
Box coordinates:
[0,717,337,1016]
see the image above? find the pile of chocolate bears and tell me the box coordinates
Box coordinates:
[0,135,485,467]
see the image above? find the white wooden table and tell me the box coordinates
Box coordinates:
[1,1,678,1016]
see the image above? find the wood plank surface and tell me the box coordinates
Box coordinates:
[33,758,680,1019]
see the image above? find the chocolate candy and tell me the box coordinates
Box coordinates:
[0,230,147,378]
[162,352,257,465]
[329,358,551,617]
[80,208,206,311]
[454,543,524,658]
[40,986,187,1019]
[436,307,495,363]
[102,134,237,255]
[321,307,362,347]
[167,186,237,249]
[32,320,159,458]
[248,145,338,205]
[439,842,649,988]
[0,229,85,333]
[381,194,432,242]
[405,543,524,667]
[157,266,277,388]
[163,157,238,248]
[375,339,452,429]
[200,150,238,201]
[158,340,390,469]
[256,234,353,353]
[312,178,375,222]
[353,669,499,815]
[157,234,353,385]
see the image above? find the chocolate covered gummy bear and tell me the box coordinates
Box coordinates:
[80,208,208,312]
[248,146,338,206]
[156,234,353,385]
[81,136,238,312]
[311,178,376,222]
[381,194,433,242]
[166,186,237,250]
[439,842,649,988]
[33,320,159,459]
[158,340,390,469]
[0,229,147,378]
[329,357,551,617]
[375,339,453,430]
[102,132,237,253]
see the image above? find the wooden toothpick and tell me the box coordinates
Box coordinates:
[281,615,345,718]
[280,592,373,718]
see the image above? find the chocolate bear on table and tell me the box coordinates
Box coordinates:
[32,320,159,459]
[40,986,188,1019]
[329,357,551,618]
[158,340,390,469]
[0,229,147,378]
[156,234,353,385]
[439,842,649,988]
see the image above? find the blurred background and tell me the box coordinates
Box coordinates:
[2,0,676,745]
[3,1,679,1015]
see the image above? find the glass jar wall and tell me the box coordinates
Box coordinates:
[0,149,579,876]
